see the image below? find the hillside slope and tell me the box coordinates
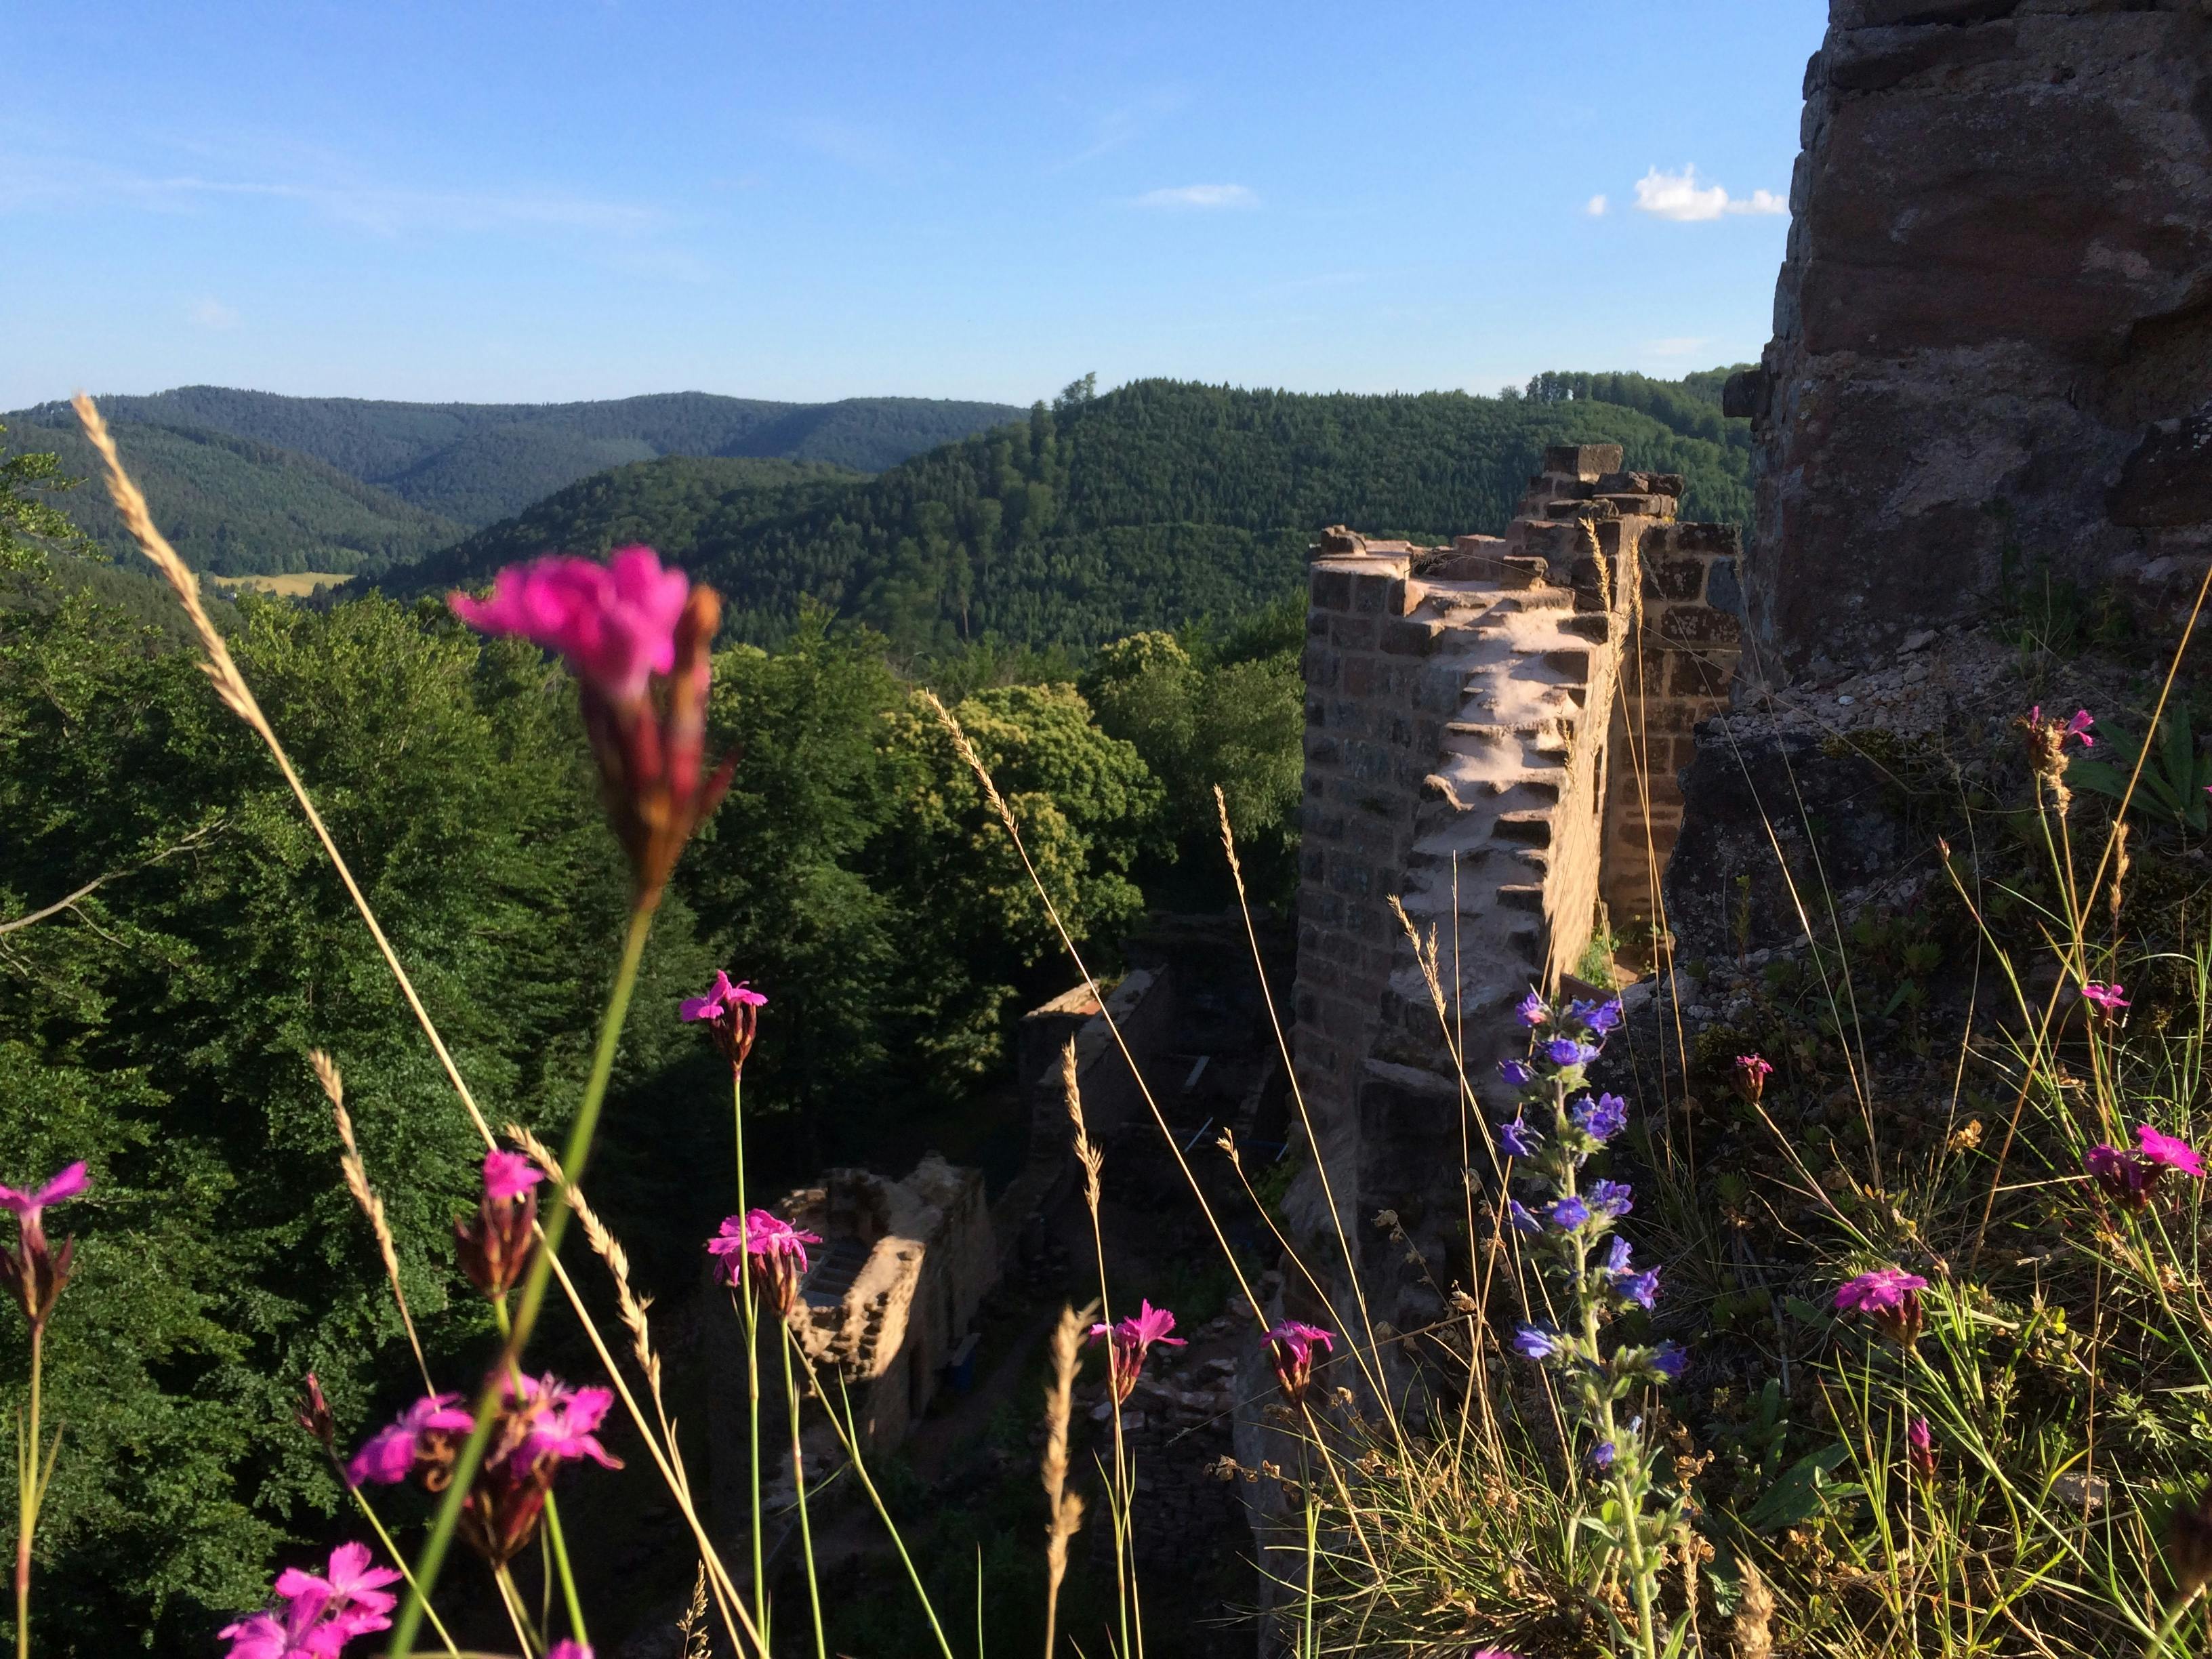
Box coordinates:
[391,376,1755,651]
[7,387,1023,523]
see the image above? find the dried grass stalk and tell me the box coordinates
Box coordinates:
[312,1050,430,1391]
[1061,1040,1103,1216]
[1040,1302,1091,1659]
[676,1559,712,1659]
[1730,1557,1774,1659]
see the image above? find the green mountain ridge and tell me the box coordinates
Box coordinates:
[386,373,1756,653]
[1,386,1025,575]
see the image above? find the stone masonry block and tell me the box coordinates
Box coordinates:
[1544,443,1626,478]
[1657,605,1742,646]
[1343,654,1375,696]
[1670,651,1734,697]
[1643,557,1707,602]
[1543,648,1593,682]
[1381,619,1439,656]
[1310,569,1351,611]
[1331,615,1378,650]
[1351,572,1399,614]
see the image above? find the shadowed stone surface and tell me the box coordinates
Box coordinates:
[1738,0,2212,676]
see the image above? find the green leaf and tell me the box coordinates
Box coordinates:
[1739,1442,1855,1533]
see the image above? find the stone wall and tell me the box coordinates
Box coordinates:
[1290,445,1738,1319]
[1733,0,2212,676]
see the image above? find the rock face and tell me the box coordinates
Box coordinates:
[1736,0,2212,677]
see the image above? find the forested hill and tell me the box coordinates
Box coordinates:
[0,387,1021,575]
[388,375,1755,653]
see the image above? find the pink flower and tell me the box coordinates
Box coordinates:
[450,547,689,705]
[1835,1268,1929,1345]
[457,1149,544,1300]
[707,1208,823,1317]
[1906,1415,1937,1480]
[1089,1300,1187,1404]
[0,1160,87,1326]
[346,1392,473,1488]
[451,549,733,904]
[2080,981,2130,1017]
[2025,706,2095,749]
[1732,1054,1772,1106]
[2139,1122,2205,1177]
[519,1380,620,1470]
[223,1541,398,1658]
[547,1645,594,1659]
[482,1149,544,1204]
[1264,1320,1335,1407]
[682,971,769,1073]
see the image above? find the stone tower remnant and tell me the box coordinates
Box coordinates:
[1731,0,2212,676]
[1291,446,1740,1323]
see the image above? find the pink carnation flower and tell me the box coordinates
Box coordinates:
[0,1158,87,1326]
[450,547,689,704]
[708,1208,823,1316]
[1835,1267,1929,1344]
[223,1540,399,1658]
[482,1149,545,1205]
[346,1393,473,1488]
[1906,1415,1937,1479]
[681,971,769,1073]
[1090,1300,1187,1404]
[2080,981,2129,1017]
[1732,1053,1772,1105]
[2137,1122,2205,1177]
[1264,1320,1335,1407]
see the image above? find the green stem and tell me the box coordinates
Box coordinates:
[541,1494,588,1650]
[14,1323,39,1659]
[735,1072,768,1650]
[780,1322,827,1659]
[384,904,657,1658]
[342,1481,462,1658]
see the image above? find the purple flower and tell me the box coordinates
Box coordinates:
[1544,1037,1600,1069]
[1619,1269,1661,1311]
[1498,1116,1540,1158]
[547,1645,594,1659]
[1906,1414,1938,1480]
[1090,1300,1187,1404]
[1602,1236,1632,1275]
[0,1159,86,1326]
[453,548,731,903]
[1835,1267,1929,1345]
[1572,1092,1629,1143]
[2137,1122,2205,1178]
[1589,1440,1616,1469]
[708,1208,825,1316]
[681,970,769,1073]
[1263,1320,1336,1406]
[451,547,689,704]
[2079,981,2129,1016]
[457,1150,544,1300]
[1650,1343,1688,1379]
[1498,1059,1535,1087]
[1513,1325,1562,1359]
[347,1393,474,1488]
[1549,1195,1591,1229]
[1507,1198,1542,1235]
[1589,1180,1635,1218]
[1570,998,1624,1035]
[1515,990,1550,1027]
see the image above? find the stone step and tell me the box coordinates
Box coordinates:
[1491,811,1555,848]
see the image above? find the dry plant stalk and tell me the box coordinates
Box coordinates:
[675,1560,712,1659]
[1061,1040,1103,1216]
[312,1049,430,1391]
[71,394,497,1149]
[1040,1303,1090,1659]
[1389,896,1452,1033]
[1729,1557,1774,1659]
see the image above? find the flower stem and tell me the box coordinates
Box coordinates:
[384,903,657,1658]
[779,1322,827,1659]
[14,1323,39,1659]
[734,1072,769,1650]
[541,1493,588,1650]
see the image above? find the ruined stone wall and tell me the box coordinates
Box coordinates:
[1290,445,1738,1323]
[1734,0,2212,676]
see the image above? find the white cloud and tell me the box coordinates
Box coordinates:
[1585,194,1608,217]
[1132,183,1257,210]
[1642,336,1711,358]
[188,297,239,330]
[1632,165,1787,222]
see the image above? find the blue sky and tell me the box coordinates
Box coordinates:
[2,1,1827,409]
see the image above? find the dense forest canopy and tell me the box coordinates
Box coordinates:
[392,374,1755,654]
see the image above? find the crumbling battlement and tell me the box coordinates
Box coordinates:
[1290,443,1739,1322]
